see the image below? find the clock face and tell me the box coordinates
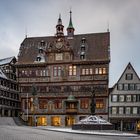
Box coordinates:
[56,42,63,49]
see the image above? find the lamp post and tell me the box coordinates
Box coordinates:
[31,83,37,126]
[26,93,28,122]
[90,88,96,116]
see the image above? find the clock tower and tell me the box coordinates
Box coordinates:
[56,14,64,37]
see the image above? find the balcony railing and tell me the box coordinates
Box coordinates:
[66,108,78,114]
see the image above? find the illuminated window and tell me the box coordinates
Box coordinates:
[96,99,104,109]
[89,68,93,74]
[103,68,106,74]
[80,99,89,109]
[95,68,98,74]
[69,66,76,76]
[82,69,85,75]
[82,68,93,75]
[99,68,102,74]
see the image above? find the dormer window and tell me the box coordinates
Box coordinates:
[81,38,86,43]
[81,44,85,51]
[40,40,45,46]
[39,48,43,53]
[80,52,85,60]
[36,57,41,62]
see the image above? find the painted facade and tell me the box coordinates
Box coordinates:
[16,12,110,126]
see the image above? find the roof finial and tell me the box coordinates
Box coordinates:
[25,27,28,38]
[68,9,74,29]
[57,13,62,25]
[67,9,75,38]
[107,21,110,32]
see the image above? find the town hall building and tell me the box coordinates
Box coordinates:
[16,11,110,126]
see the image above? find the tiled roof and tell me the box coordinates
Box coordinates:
[17,32,110,64]
[0,56,15,65]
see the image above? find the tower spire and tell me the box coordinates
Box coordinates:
[56,14,64,37]
[67,10,75,38]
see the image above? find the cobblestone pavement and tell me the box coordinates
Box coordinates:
[0,126,139,140]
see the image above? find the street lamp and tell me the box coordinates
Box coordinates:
[90,88,96,116]
[31,83,37,126]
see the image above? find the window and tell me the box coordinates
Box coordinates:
[81,38,86,43]
[40,40,45,46]
[54,100,62,109]
[136,84,140,90]
[117,84,123,90]
[126,95,131,102]
[129,84,135,90]
[119,95,124,102]
[119,107,124,114]
[36,57,41,62]
[69,66,76,76]
[80,99,89,109]
[133,95,137,102]
[112,95,118,102]
[39,99,47,109]
[81,44,85,51]
[96,99,104,109]
[81,68,93,75]
[80,54,85,60]
[53,66,61,77]
[95,68,98,74]
[102,68,106,74]
[112,107,117,114]
[99,68,102,74]
[95,68,107,75]
[133,107,138,114]
[126,73,133,80]
[126,107,131,114]
[89,68,93,74]
[124,84,128,90]
[55,53,63,61]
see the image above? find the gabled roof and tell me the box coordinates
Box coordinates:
[115,62,140,85]
[0,69,7,79]
[0,56,16,66]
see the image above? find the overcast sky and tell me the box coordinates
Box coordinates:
[0,0,140,87]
